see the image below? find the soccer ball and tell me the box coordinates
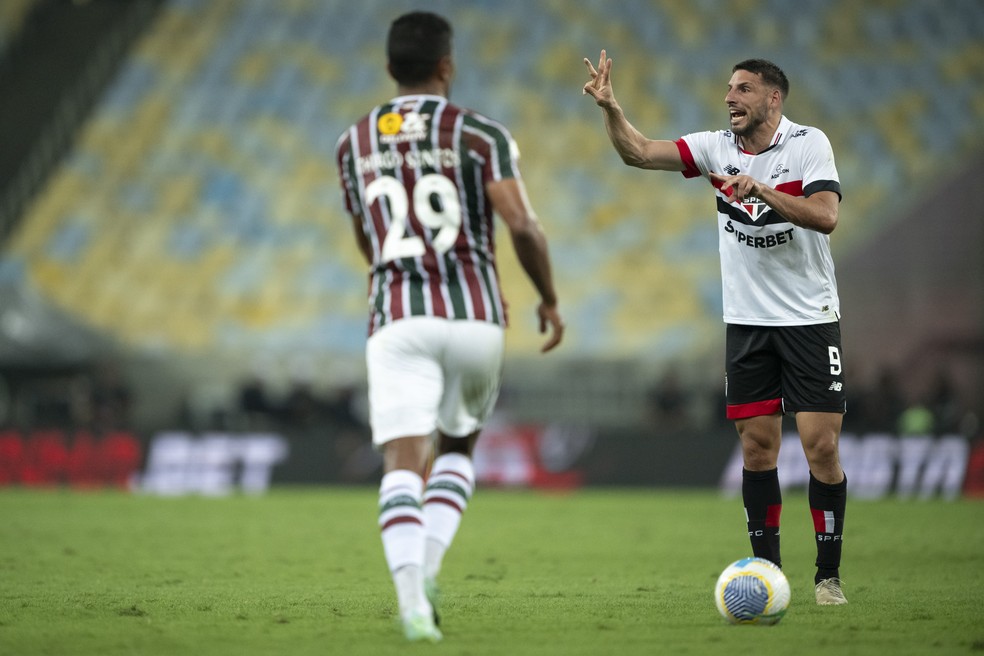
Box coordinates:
[714,557,790,625]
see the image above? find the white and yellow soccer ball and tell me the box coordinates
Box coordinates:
[714,557,790,625]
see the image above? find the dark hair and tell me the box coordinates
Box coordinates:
[733,59,789,100]
[387,11,453,86]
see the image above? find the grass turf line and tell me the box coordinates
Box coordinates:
[0,488,981,655]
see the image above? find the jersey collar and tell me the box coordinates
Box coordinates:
[390,94,446,106]
[737,115,793,155]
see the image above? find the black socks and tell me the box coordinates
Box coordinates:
[742,467,783,569]
[809,471,847,584]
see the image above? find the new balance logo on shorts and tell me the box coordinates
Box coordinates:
[828,382,843,391]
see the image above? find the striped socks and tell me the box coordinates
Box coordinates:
[378,456,475,619]
[378,470,428,619]
[423,453,475,581]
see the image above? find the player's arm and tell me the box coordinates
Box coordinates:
[582,49,685,172]
[349,214,374,265]
[337,140,375,265]
[486,177,564,353]
[710,173,840,234]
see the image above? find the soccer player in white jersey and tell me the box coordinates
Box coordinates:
[336,12,565,642]
[583,51,848,606]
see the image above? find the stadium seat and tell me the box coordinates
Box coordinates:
[2,0,982,369]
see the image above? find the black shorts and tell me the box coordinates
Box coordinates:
[725,322,846,419]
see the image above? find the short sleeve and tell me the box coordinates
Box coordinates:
[676,131,717,179]
[800,129,842,200]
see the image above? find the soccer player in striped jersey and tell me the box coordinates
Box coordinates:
[336,11,564,642]
[583,51,848,606]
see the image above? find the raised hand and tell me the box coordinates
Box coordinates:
[582,49,615,108]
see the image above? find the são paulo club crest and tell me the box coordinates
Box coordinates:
[739,197,769,222]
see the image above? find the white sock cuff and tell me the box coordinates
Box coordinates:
[431,453,474,487]
[381,469,424,497]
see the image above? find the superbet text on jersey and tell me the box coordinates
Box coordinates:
[336,94,522,336]
[676,116,842,327]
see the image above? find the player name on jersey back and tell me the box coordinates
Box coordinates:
[356,147,461,175]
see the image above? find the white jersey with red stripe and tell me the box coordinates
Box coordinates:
[675,115,843,326]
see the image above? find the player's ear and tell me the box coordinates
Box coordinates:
[437,55,454,84]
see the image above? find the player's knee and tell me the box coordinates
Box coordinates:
[436,431,479,457]
[737,428,779,462]
[803,434,840,468]
[741,438,779,469]
[383,436,434,474]
[743,452,778,471]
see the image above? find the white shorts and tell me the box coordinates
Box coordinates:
[366,317,505,447]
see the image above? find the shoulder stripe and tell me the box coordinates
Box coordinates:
[675,138,701,179]
[804,179,842,200]
[775,180,803,197]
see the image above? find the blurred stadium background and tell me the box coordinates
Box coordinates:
[0,0,981,493]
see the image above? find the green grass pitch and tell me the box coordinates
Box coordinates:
[0,487,982,655]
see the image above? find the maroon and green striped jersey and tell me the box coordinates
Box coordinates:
[335,94,520,336]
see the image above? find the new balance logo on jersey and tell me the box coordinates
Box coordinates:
[828,382,843,391]
[725,164,740,175]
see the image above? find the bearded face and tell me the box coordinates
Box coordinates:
[726,70,776,138]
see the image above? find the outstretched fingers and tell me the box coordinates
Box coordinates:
[582,49,611,99]
[583,56,598,78]
[581,57,598,96]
